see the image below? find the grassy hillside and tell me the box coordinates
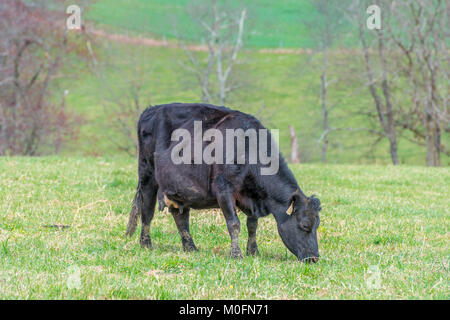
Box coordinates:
[86,0,356,48]
[0,157,448,299]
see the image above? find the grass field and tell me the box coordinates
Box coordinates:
[0,157,448,299]
[85,0,356,48]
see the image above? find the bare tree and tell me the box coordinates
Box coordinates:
[307,0,347,163]
[346,0,449,166]
[387,0,448,166]
[318,0,331,163]
[318,0,337,162]
[355,0,399,165]
[0,0,86,155]
[177,0,247,105]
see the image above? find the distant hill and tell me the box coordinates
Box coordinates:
[86,0,357,48]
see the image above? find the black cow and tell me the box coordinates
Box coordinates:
[126,103,321,262]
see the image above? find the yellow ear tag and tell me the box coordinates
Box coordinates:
[287,202,294,215]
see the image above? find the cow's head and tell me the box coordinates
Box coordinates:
[277,191,321,263]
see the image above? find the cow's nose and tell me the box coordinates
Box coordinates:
[303,256,319,264]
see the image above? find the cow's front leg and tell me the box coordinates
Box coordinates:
[246,216,259,256]
[217,192,243,259]
[140,183,157,249]
[170,207,198,252]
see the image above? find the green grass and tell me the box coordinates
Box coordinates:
[0,157,448,299]
[85,0,356,48]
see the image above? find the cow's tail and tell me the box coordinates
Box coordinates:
[126,183,142,237]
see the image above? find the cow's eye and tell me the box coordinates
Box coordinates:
[142,130,152,138]
[299,221,312,232]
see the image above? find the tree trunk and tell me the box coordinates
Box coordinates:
[320,36,329,163]
[425,113,441,167]
[319,0,331,163]
[377,29,399,165]
[359,16,399,165]
[289,125,300,163]
[434,123,441,166]
[389,135,399,166]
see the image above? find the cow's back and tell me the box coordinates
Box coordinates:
[138,103,232,160]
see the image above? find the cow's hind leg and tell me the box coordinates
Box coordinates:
[140,182,158,249]
[246,216,259,256]
[170,207,198,252]
[216,190,243,259]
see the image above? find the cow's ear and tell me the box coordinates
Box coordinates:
[290,191,307,214]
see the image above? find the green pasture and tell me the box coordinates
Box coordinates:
[0,157,448,299]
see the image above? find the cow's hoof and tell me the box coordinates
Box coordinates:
[246,246,259,256]
[230,248,243,259]
[183,243,199,252]
[140,238,152,249]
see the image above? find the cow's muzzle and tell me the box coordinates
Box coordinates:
[298,254,319,264]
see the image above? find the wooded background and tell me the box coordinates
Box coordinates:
[0,0,448,166]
